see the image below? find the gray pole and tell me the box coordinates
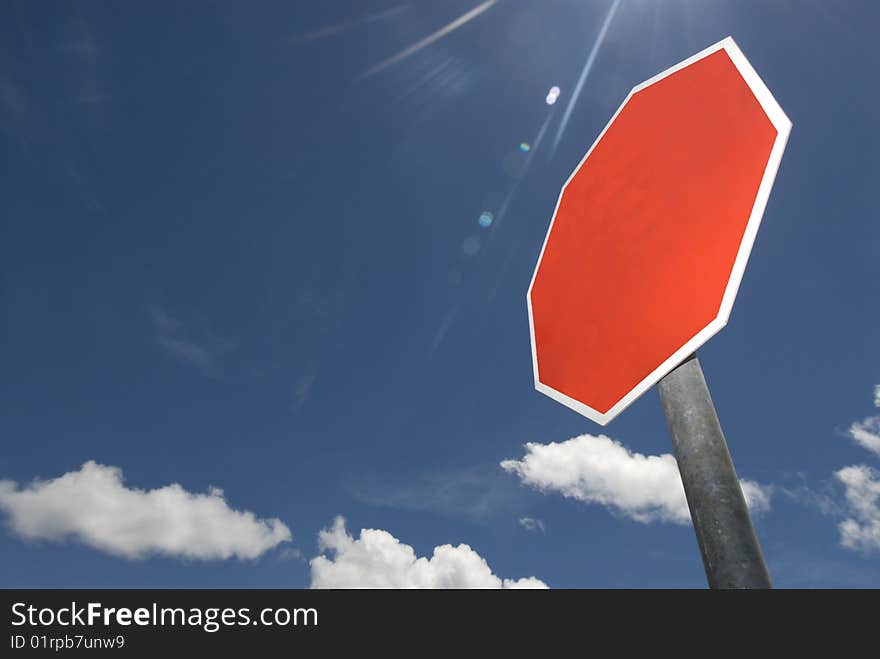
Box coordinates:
[657,353,771,589]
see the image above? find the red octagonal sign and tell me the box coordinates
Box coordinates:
[528,37,791,425]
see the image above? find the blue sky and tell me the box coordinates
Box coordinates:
[1,0,879,588]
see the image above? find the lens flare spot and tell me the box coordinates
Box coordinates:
[462,236,481,257]
[546,85,560,105]
[519,142,531,153]
[478,211,494,228]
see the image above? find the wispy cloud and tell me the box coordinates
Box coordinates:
[0,76,33,151]
[518,517,545,533]
[59,18,114,133]
[64,151,102,212]
[278,547,307,563]
[0,462,291,560]
[354,464,525,522]
[502,434,772,525]
[310,516,547,588]
[293,374,317,411]
[780,477,845,518]
[149,305,235,377]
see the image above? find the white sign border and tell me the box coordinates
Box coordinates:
[527,36,792,426]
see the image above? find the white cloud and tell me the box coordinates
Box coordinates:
[809,383,880,554]
[310,517,547,589]
[501,434,772,524]
[847,386,880,457]
[740,480,773,516]
[849,418,880,457]
[0,461,291,560]
[835,465,880,553]
[518,517,545,533]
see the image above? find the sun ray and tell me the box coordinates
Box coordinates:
[362,0,496,78]
[550,0,621,156]
[287,6,409,44]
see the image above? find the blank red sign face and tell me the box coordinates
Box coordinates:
[528,37,791,425]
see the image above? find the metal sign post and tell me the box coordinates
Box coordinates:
[657,353,771,589]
